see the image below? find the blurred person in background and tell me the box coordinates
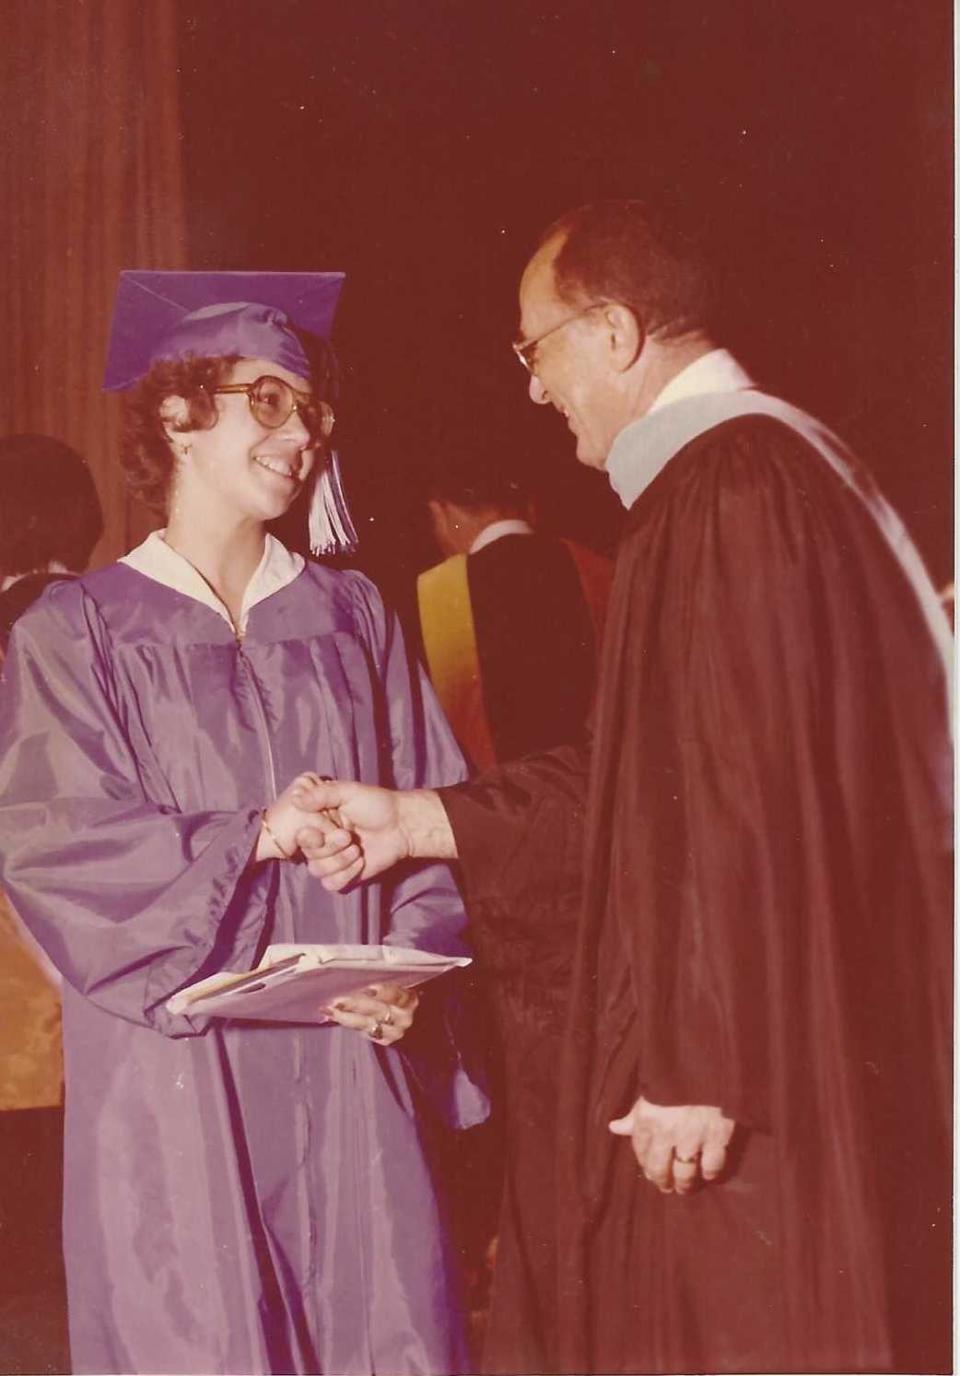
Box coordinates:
[0,432,102,1374]
[0,432,103,654]
[412,431,612,1352]
[417,449,610,772]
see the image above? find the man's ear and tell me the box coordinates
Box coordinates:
[427,498,468,557]
[601,302,644,371]
[426,498,449,546]
[158,395,192,443]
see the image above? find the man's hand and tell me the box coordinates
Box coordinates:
[291,778,456,890]
[608,1096,735,1195]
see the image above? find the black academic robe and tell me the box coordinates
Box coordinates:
[443,414,952,1374]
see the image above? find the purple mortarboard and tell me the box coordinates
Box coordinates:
[102,270,357,556]
[103,270,345,391]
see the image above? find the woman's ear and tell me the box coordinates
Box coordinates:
[159,395,192,443]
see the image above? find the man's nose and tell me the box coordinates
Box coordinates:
[528,372,550,405]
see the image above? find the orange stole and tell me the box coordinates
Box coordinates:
[417,555,497,771]
[0,893,63,1109]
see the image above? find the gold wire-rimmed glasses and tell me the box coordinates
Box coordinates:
[511,301,611,375]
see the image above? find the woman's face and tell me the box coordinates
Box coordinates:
[169,357,321,527]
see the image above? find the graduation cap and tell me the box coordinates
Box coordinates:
[103,270,345,391]
[102,270,356,556]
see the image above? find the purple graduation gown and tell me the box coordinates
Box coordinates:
[0,558,487,1375]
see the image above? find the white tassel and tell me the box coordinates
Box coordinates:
[308,450,358,557]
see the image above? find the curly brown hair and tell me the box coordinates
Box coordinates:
[121,355,236,513]
[121,334,341,514]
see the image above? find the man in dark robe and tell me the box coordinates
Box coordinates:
[296,200,953,1374]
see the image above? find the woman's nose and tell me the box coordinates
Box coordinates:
[280,406,311,443]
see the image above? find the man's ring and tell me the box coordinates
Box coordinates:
[369,1019,385,1041]
[675,1153,699,1165]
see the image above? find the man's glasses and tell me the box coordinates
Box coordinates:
[512,302,610,375]
[213,376,335,445]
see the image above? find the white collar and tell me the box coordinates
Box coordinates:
[607,349,756,509]
[121,530,304,635]
[469,518,535,555]
[646,347,755,415]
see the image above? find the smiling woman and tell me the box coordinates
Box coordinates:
[0,271,487,1375]
[155,356,324,560]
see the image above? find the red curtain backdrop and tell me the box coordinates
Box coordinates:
[1,0,186,565]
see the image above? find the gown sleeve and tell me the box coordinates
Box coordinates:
[0,582,267,1036]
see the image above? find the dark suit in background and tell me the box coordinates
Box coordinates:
[417,526,611,769]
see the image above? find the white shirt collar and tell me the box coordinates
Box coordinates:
[1,562,70,593]
[607,349,756,510]
[121,530,304,635]
[469,518,535,555]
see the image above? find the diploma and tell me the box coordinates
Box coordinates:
[165,943,471,1024]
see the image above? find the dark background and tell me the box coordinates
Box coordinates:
[178,0,953,593]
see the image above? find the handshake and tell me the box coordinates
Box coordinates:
[259,774,737,1190]
[259,773,738,1189]
[255,771,457,886]
[253,771,445,1045]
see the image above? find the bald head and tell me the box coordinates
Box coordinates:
[537,200,710,339]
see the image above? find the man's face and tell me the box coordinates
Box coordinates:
[517,241,627,468]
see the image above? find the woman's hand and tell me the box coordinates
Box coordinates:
[323,982,419,1045]
[255,772,341,863]
[291,779,455,890]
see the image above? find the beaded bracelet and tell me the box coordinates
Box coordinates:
[260,808,295,861]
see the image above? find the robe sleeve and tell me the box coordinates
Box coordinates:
[0,582,268,1037]
[348,574,490,1128]
[439,745,590,928]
